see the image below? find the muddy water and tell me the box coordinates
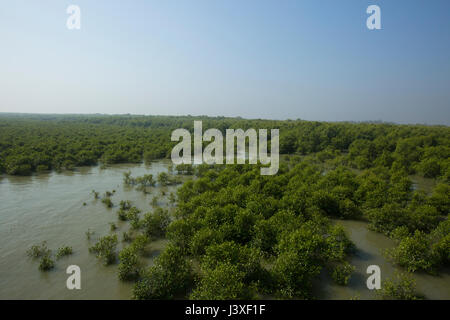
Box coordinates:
[315,220,450,300]
[0,161,175,300]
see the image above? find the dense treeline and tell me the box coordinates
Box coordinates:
[1,114,449,183]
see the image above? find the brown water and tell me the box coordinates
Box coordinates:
[0,161,175,300]
[314,220,450,300]
[1,163,449,300]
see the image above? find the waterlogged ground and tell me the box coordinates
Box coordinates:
[0,161,174,300]
[0,161,449,300]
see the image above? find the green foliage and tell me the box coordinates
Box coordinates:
[118,246,140,281]
[27,241,55,271]
[130,234,150,256]
[56,246,73,259]
[168,192,176,205]
[428,183,449,215]
[151,196,158,207]
[117,206,141,223]
[388,219,450,273]
[124,173,156,193]
[141,208,171,238]
[27,241,50,258]
[429,220,450,267]
[157,172,170,186]
[201,242,263,283]
[164,163,363,298]
[271,221,353,298]
[109,222,117,232]
[190,228,220,256]
[119,200,132,210]
[388,231,437,273]
[39,254,55,271]
[330,262,355,286]
[378,273,423,300]
[102,197,114,208]
[2,114,448,181]
[89,235,118,265]
[122,231,133,243]
[367,204,408,235]
[190,263,251,300]
[367,203,440,236]
[133,245,193,299]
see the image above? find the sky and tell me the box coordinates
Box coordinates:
[0,0,449,125]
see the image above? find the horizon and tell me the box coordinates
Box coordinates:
[1,111,448,127]
[1,1,450,125]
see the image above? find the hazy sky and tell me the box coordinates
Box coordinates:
[1,0,449,125]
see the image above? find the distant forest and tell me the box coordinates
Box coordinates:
[0,113,448,181]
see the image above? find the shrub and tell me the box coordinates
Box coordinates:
[132,244,192,299]
[201,242,262,283]
[91,190,99,199]
[118,246,140,281]
[133,265,171,299]
[119,200,132,211]
[102,197,113,208]
[142,208,171,238]
[190,263,251,300]
[117,206,140,222]
[387,230,438,273]
[428,183,450,215]
[110,223,117,232]
[56,246,73,259]
[330,262,355,286]
[130,234,150,256]
[190,228,220,256]
[122,231,133,243]
[117,209,128,221]
[27,241,50,258]
[89,235,118,265]
[378,272,423,300]
[39,254,55,271]
[151,196,158,207]
[157,172,170,186]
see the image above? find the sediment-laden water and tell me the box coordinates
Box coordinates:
[0,161,173,300]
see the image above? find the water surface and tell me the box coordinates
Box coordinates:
[0,161,174,299]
